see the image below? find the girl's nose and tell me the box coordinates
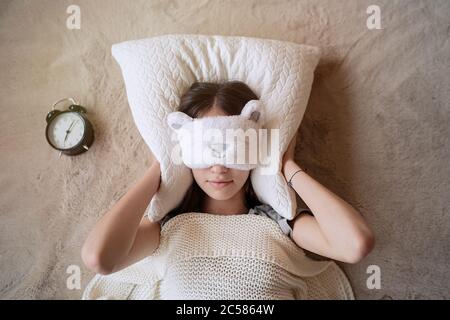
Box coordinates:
[210,165,228,173]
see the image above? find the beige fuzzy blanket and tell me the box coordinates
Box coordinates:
[1,0,449,299]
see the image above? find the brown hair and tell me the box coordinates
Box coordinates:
[164,81,262,221]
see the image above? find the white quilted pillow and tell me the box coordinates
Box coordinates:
[112,34,320,221]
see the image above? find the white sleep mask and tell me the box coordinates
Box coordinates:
[167,100,265,170]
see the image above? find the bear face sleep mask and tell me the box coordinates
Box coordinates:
[167,100,269,170]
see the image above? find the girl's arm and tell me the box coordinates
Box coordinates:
[81,161,162,275]
[282,133,375,264]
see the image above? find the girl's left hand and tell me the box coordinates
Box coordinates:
[282,131,297,170]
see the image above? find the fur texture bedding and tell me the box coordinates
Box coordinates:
[1,0,449,299]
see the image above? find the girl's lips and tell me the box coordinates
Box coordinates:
[208,180,233,189]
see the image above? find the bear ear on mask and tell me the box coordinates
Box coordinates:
[240,100,265,125]
[167,111,193,131]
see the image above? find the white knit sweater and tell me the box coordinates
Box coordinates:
[81,213,354,300]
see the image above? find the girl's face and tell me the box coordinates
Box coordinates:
[192,105,250,201]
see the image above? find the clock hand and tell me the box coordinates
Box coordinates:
[68,120,77,132]
[64,120,76,144]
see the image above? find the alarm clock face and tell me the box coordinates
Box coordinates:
[47,112,85,150]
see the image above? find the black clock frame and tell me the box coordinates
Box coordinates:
[45,105,94,156]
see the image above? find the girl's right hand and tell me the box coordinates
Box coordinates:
[282,132,297,176]
[150,159,161,191]
[153,159,161,173]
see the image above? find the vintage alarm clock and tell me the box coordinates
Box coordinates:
[45,98,95,156]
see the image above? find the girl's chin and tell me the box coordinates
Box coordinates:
[205,188,235,200]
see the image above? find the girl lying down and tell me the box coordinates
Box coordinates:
[81,81,375,300]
